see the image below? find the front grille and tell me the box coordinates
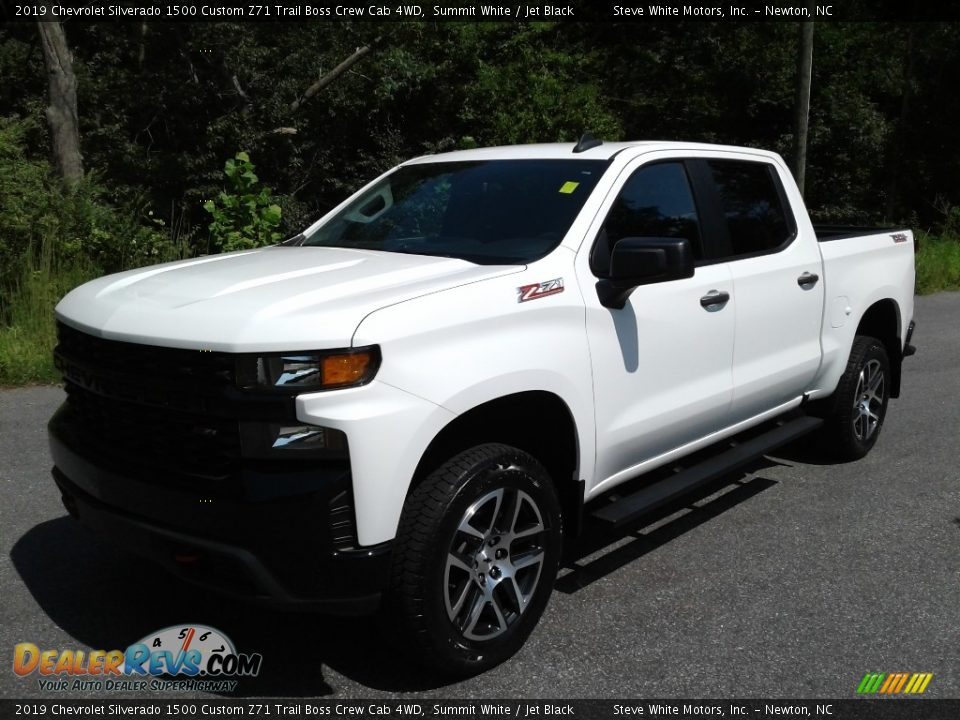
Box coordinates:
[56,322,237,415]
[64,385,241,482]
[54,322,289,488]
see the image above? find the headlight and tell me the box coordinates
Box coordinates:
[236,346,380,392]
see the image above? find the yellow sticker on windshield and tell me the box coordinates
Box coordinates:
[558,181,580,194]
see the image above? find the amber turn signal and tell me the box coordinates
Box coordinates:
[322,351,374,387]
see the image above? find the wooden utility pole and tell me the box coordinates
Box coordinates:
[885,27,914,219]
[792,16,814,197]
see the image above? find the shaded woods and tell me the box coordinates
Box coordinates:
[1,19,960,383]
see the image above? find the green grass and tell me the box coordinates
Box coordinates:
[915,233,960,295]
[0,238,98,386]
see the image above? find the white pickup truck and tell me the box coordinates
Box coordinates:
[50,139,916,674]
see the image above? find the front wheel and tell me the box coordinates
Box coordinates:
[388,443,562,676]
[818,335,891,461]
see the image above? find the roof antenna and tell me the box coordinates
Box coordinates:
[572,133,602,153]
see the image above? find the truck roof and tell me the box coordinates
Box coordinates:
[402,141,782,164]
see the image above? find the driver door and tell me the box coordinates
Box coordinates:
[577,159,736,493]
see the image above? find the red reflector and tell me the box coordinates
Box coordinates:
[174,553,200,564]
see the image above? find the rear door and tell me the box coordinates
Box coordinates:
[690,157,824,422]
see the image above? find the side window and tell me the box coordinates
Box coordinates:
[707,160,795,258]
[590,162,703,277]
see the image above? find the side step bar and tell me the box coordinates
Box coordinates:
[591,415,823,528]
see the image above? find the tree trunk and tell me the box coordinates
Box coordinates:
[792,16,814,197]
[37,21,83,185]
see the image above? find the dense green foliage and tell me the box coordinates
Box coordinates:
[3,21,958,237]
[0,19,959,385]
[204,151,282,251]
[0,116,186,384]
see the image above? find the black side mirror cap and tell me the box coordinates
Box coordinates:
[596,236,694,309]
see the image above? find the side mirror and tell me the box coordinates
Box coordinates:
[596,237,694,309]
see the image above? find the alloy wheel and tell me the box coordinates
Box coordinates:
[443,486,547,641]
[852,358,885,441]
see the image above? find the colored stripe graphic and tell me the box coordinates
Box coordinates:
[856,673,885,694]
[892,673,910,693]
[857,672,932,694]
[904,674,919,693]
[904,673,933,694]
[879,674,896,693]
[882,673,908,693]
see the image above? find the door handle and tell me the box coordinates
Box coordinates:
[700,290,730,308]
[797,272,819,288]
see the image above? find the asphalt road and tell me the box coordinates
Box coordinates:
[1,293,958,701]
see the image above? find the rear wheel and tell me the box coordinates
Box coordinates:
[818,335,891,461]
[389,443,562,676]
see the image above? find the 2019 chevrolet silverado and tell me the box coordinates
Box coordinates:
[49,139,916,674]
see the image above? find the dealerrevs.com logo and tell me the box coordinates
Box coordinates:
[13,624,262,693]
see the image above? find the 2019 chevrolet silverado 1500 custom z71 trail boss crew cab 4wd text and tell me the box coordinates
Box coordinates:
[50,140,916,674]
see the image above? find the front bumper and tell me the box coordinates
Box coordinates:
[49,406,391,613]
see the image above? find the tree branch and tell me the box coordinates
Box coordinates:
[231,73,253,108]
[289,45,370,113]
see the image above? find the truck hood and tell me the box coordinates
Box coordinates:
[55,246,521,352]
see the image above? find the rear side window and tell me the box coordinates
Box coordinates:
[591,162,702,276]
[707,160,794,258]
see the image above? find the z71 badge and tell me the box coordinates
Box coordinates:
[517,278,564,302]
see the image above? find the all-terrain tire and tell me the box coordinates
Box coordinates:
[388,443,562,676]
[818,335,891,461]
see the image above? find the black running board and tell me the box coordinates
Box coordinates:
[591,415,823,528]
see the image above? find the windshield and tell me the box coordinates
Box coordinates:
[301,159,608,264]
